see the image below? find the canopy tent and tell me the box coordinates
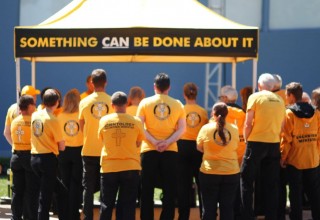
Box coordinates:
[14,0,259,102]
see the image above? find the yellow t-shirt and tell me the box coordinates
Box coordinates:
[197,122,240,175]
[281,109,320,169]
[127,105,138,116]
[98,113,145,173]
[274,89,288,106]
[180,104,208,140]
[5,103,19,126]
[80,91,91,100]
[57,111,83,147]
[11,115,32,151]
[137,94,186,153]
[226,105,246,165]
[31,109,64,155]
[79,92,113,156]
[247,90,285,143]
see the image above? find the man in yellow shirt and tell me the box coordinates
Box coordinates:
[281,82,320,220]
[31,89,65,220]
[241,73,285,220]
[98,91,145,220]
[79,69,113,220]
[137,73,186,220]
[3,85,40,144]
[10,95,38,220]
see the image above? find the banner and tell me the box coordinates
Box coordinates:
[15,28,258,58]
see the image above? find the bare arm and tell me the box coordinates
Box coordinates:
[138,116,158,146]
[58,140,65,151]
[79,119,85,132]
[243,109,254,142]
[157,118,186,152]
[3,125,12,146]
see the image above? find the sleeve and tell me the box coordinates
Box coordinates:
[53,119,64,143]
[136,118,146,142]
[78,101,85,120]
[98,117,105,141]
[136,99,145,117]
[178,100,186,120]
[246,94,255,112]
[280,109,294,161]
[197,126,206,147]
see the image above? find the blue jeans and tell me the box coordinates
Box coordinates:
[140,151,178,220]
[199,172,239,220]
[82,156,100,220]
[11,151,39,220]
[240,141,280,220]
[99,170,139,220]
[287,165,320,220]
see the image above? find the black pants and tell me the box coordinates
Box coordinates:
[199,172,239,220]
[82,156,100,220]
[140,151,178,220]
[58,146,83,220]
[10,151,39,220]
[100,170,139,220]
[287,165,320,220]
[177,139,203,220]
[31,153,57,220]
[240,142,280,220]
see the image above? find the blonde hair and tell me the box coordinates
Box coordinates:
[62,88,80,113]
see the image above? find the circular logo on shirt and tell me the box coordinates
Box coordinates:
[90,102,109,119]
[154,103,171,120]
[213,129,232,146]
[186,112,201,128]
[32,119,43,137]
[64,120,80,136]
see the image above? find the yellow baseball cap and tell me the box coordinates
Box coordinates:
[21,85,40,96]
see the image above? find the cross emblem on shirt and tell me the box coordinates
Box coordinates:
[15,125,24,142]
[112,128,125,146]
[94,103,106,117]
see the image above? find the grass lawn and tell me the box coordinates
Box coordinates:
[0,175,10,198]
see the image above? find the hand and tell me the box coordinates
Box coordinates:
[280,159,287,168]
[155,140,169,152]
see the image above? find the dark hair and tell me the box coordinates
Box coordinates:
[240,86,253,111]
[183,82,198,100]
[43,89,60,107]
[312,87,320,110]
[40,87,52,103]
[91,69,107,88]
[286,82,303,101]
[128,86,145,106]
[154,73,170,92]
[111,91,128,106]
[212,102,228,145]
[86,75,92,83]
[19,95,35,111]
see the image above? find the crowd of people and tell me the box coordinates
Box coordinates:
[3,69,320,220]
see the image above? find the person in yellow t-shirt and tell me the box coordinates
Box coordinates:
[126,86,145,116]
[57,88,83,220]
[197,102,240,220]
[30,89,65,220]
[219,85,246,220]
[137,73,186,220]
[10,95,39,220]
[177,82,208,220]
[79,68,113,220]
[80,75,94,100]
[98,91,145,220]
[280,82,320,220]
[241,73,286,220]
[4,85,40,145]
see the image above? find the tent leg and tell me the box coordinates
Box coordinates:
[231,61,237,89]
[15,58,21,103]
[31,58,36,87]
[252,59,258,92]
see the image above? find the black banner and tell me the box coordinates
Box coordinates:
[15,28,258,58]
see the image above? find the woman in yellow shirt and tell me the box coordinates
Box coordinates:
[197,102,239,220]
[57,88,83,220]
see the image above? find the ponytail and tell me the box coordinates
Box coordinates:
[211,102,228,146]
[217,115,227,145]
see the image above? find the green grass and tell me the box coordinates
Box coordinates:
[0,175,10,198]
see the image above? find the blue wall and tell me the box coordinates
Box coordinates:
[1,1,320,157]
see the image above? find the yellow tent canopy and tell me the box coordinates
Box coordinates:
[14,0,258,63]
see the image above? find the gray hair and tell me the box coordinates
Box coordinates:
[220,85,238,102]
[272,74,282,90]
[258,73,276,91]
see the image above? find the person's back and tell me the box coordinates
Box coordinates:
[247,90,285,142]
